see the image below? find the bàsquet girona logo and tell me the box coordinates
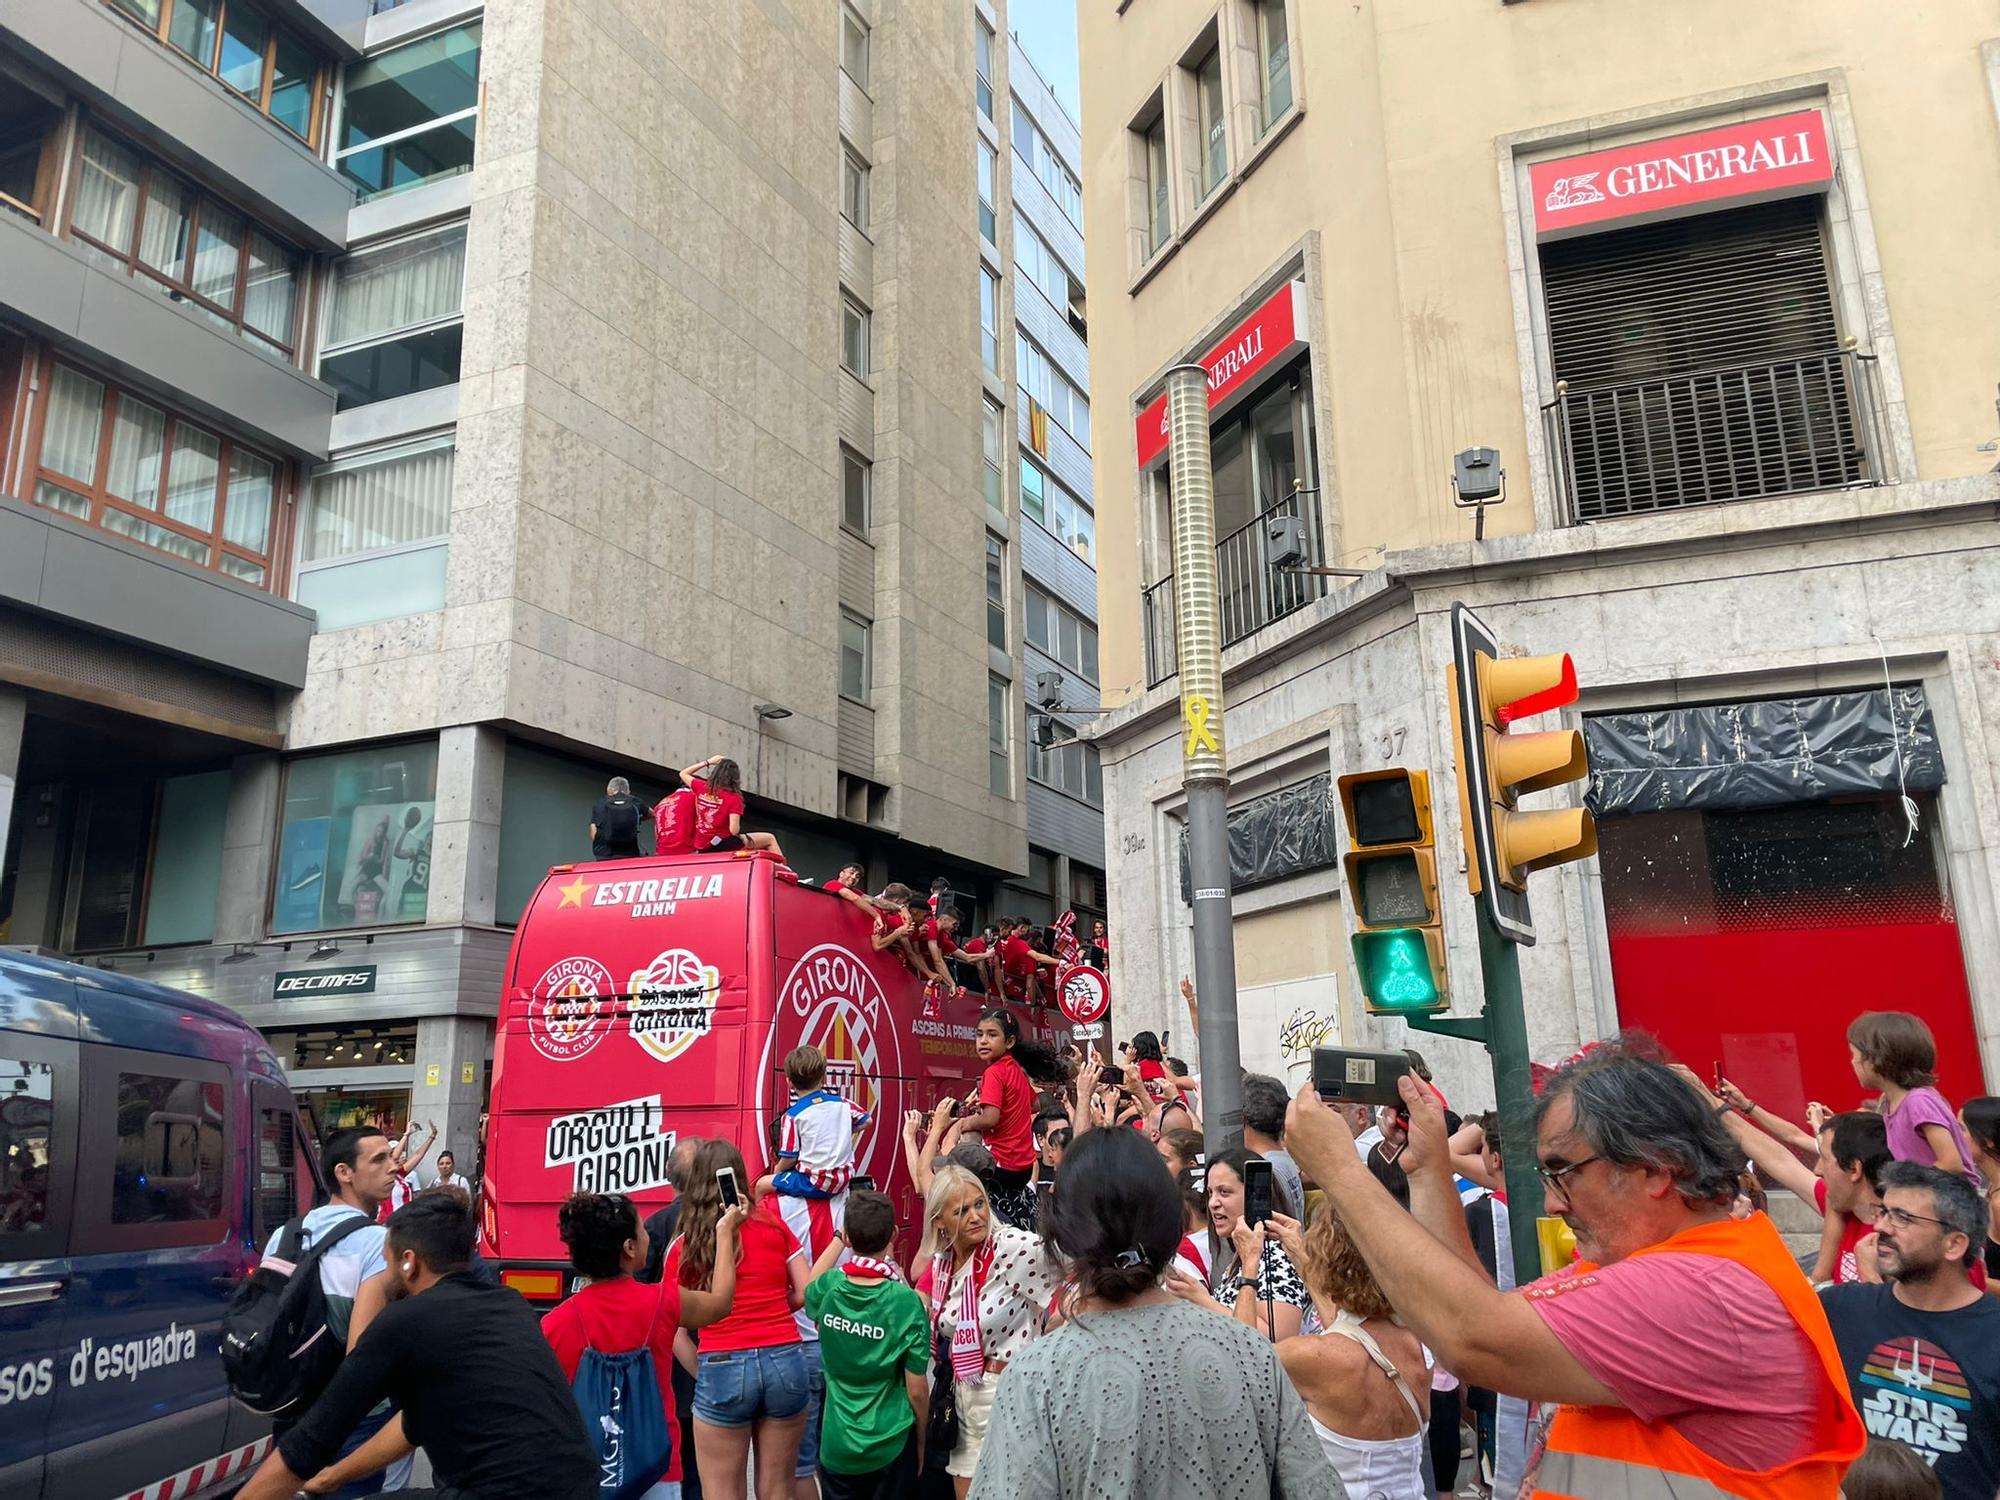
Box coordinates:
[762,945,906,1186]
[628,948,724,1064]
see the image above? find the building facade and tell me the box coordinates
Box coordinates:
[1081,0,2000,1105]
[0,0,1059,1153]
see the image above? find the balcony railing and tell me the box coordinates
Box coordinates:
[1141,485,1328,688]
[1542,349,1888,525]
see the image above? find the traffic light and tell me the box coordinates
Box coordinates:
[1337,769,1448,1015]
[1448,603,1597,945]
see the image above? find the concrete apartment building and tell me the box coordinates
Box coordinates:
[1081,0,2000,1107]
[0,0,1082,1149]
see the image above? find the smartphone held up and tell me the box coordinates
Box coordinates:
[1311,1046,1413,1111]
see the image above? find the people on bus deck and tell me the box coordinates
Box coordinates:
[590,775,653,861]
[236,1192,599,1500]
[680,754,788,864]
[996,918,1061,1006]
[542,1191,748,1500]
[666,1139,812,1500]
[955,1008,1071,1229]
[755,1045,870,1202]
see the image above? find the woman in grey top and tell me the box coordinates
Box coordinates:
[969,1128,1343,1499]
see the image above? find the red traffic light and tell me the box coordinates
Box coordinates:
[1492,653,1578,726]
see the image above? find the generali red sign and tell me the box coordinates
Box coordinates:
[1531,110,1832,239]
[1135,280,1307,468]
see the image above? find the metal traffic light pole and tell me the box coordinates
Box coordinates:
[1165,362,1245,1155]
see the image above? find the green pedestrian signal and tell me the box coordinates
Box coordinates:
[1350,927,1446,1014]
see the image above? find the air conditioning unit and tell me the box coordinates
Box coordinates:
[1266,513,1309,567]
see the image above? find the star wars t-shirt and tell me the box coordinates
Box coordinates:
[1819,1282,2000,1500]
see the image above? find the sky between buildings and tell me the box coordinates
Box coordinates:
[1012,0,1082,126]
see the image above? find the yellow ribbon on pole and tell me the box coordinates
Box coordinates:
[1183,694,1219,757]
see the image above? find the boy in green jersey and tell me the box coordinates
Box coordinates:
[803,1190,932,1498]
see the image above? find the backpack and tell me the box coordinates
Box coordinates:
[220,1210,377,1416]
[653,790,695,855]
[571,1344,673,1500]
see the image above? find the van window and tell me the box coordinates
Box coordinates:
[0,1055,56,1240]
[111,1072,225,1224]
[255,1099,316,1241]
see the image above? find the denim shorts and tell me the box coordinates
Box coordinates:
[694,1343,811,1428]
[795,1338,825,1477]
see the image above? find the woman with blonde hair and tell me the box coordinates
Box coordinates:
[1276,1200,1431,1498]
[917,1164,1061,1496]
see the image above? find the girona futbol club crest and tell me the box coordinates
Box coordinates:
[764,944,907,1187]
[528,956,614,1062]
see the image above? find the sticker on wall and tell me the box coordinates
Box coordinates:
[460,1062,475,1084]
[528,956,616,1063]
[628,948,723,1064]
[424,1064,441,1087]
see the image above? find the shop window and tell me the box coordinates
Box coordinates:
[985,534,1007,650]
[272,741,439,934]
[974,17,994,120]
[297,437,454,630]
[104,0,327,142]
[988,673,1011,797]
[334,22,481,200]
[981,399,1004,509]
[840,612,872,701]
[67,127,305,356]
[840,6,869,90]
[110,1071,224,1225]
[977,140,997,244]
[841,295,871,378]
[142,770,229,946]
[1255,0,1293,131]
[28,356,286,585]
[319,225,467,410]
[841,447,870,533]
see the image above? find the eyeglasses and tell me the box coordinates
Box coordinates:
[1535,1155,1603,1204]
[1877,1205,1950,1232]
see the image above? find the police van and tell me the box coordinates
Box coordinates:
[0,948,322,1500]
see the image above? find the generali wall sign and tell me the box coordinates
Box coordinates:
[1531,110,1833,240]
[1135,279,1308,469]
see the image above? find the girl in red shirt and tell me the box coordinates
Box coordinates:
[678,755,788,864]
[665,1141,809,1500]
[541,1191,746,1497]
[958,1008,1071,1228]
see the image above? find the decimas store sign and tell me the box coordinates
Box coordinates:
[1531,110,1833,239]
[1134,279,1309,468]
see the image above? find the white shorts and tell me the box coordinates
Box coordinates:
[946,1373,999,1479]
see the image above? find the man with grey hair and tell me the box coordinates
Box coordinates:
[1283,1037,1863,1496]
[588,775,649,861]
[1820,1161,2000,1500]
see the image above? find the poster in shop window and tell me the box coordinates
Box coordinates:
[275,816,331,932]
[335,802,435,925]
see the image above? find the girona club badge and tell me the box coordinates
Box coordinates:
[528,957,614,1063]
[1055,964,1110,1028]
[764,944,907,1188]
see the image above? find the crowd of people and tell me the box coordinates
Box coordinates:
[232,1001,1998,1500]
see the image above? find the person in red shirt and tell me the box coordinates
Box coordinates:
[679,754,788,864]
[665,1141,811,1500]
[957,1008,1070,1229]
[997,919,1061,1006]
[541,1192,747,1498]
[955,925,1004,1002]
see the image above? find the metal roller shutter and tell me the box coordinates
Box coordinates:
[1540,198,1871,520]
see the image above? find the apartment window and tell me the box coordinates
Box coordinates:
[1013,217,1074,313]
[105,0,325,142]
[840,6,869,89]
[296,437,453,630]
[0,94,62,225]
[68,129,304,356]
[1015,334,1090,447]
[1016,112,1082,226]
[273,740,440,933]
[1020,456,1094,563]
[985,535,1007,649]
[1028,718,1102,806]
[29,357,284,585]
[841,295,871,377]
[1025,584,1098,681]
[841,146,870,230]
[977,141,997,244]
[1194,45,1227,198]
[840,448,871,532]
[1143,113,1171,255]
[1256,0,1293,130]
[840,612,872,700]
[988,674,1011,796]
[319,224,467,410]
[334,21,481,201]
[975,18,994,120]
[979,268,1000,375]
[981,399,1004,509]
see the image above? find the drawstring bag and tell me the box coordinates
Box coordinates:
[570,1344,673,1500]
